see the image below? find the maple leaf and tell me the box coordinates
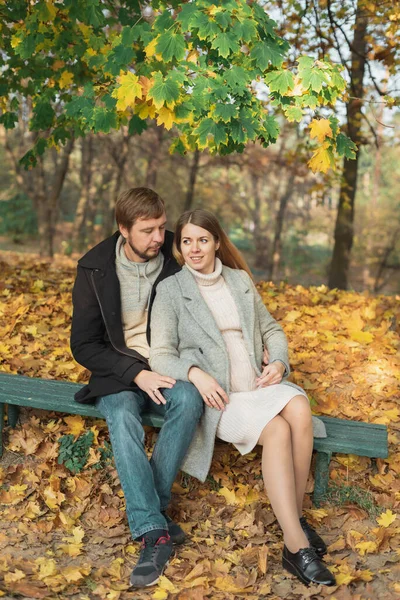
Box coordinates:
[58,71,74,89]
[156,107,175,130]
[308,143,335,173]
[64,415,86,436]
[377,509,397,528]
[112,72,143,111]
[218,487,238,505]
[309,118,333,143]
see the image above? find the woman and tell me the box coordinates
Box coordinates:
[149,209,335,587]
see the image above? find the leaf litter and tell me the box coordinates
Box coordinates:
[0,253,399,599]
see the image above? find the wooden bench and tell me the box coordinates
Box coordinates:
[0,372,388,506]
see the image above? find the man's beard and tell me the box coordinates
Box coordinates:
[127,240,161,261]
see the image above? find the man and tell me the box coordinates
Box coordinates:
[70,187,203,588]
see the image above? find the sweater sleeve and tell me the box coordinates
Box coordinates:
[243,272,290,376]
[149,280,197,381]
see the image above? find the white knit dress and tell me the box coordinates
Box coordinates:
[187,260,307,455]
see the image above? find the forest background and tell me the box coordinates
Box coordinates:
[0,0,399,294]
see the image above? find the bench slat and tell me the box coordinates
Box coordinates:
[0,373,164,428]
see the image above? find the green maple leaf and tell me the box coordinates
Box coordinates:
[231,111,258,143]
[215,10,231,30]
[284,106,303,122]
[263,115,280,142]
[177,4,199,30]
[128,115,147,135]
[336,133,357,159]
[232,18,257,42]
[196,118,227,147]
[92,107,117,133]
[211,32,240,59]
[225,65,251,93]
[31,100,55,130]
[0,112,18,129]
[264,70,294,94]
[214,103,237,123]
[251,40,285,70]
[148,72,183,109]
[191,13,220,40]
[156,31,186,62]
[300,68,327,93]
[300,94,318,109]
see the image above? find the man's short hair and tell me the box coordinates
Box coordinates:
[115,187,165,230]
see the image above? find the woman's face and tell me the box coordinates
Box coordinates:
[180,223,220,274]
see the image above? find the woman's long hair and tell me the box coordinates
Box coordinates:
[174,209,253,278]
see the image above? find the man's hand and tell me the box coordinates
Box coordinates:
[189,367,229,411]
[256,361,285,388]
[134,370,176,405]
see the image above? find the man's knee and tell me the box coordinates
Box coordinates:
[164,381,203,420]
[97,390,142,426]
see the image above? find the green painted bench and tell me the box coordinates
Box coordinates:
[0,372,388,505]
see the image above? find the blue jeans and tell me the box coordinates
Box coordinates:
[96,381,203,539]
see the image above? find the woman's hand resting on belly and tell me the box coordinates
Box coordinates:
[256,360,285,388]
[188,367,229,411]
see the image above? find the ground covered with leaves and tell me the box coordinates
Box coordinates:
[0,252,399,600]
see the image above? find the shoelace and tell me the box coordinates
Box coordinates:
[298,547,319,565]
[139,535,170,562]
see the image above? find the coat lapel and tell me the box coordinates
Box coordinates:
[222,267,255,351]
[176,267,226,349]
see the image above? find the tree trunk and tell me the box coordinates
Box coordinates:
[72,137,94,251]
[250,173,269,270]
[183,149,200,211]
[268,171,295,280]
[328,0,368,289]
[145,127,163,188]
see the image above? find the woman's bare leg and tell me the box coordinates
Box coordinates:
[258,415,309,553]
[279,395,314,516]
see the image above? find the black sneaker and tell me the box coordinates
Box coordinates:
[162,512,186,545]
[282,545,336,586]
[130,530,173,588]
[300,516,327,558]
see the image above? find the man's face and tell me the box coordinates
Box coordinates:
[119,213,167,262]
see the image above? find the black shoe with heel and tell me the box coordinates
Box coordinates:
[282,545,336,586]
[300,516,327,558]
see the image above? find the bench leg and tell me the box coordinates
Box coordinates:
[0,403,4,458]
[313,451,332,507]
[7,404,20,428]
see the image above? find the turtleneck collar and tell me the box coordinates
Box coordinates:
[185,257,223,286]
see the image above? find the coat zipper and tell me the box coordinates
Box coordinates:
[90,269,148,364]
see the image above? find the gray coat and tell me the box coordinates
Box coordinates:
[149,265,306,482]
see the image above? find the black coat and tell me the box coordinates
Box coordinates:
[70,230,181,403]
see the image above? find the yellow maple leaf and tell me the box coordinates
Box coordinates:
[156,107,175,130]
[112,72,143,111]
[157,575,178,593]
[284,309,302,322]
[43,486,65,510]
[63,415,86,436]
[61,566,86,583]
[309,118,333,143]
[4,569,26,584]
[218,487,238,505]
[355,540,378,556]
[349,330,374,344]
[377,509,397,528]
[136,100,157,119]
[152,590,168,600]
[59,71,74,89]
[308,143,335,174]
[107,558,124,580]
[145,36,160,58]
[35,557,58,580]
